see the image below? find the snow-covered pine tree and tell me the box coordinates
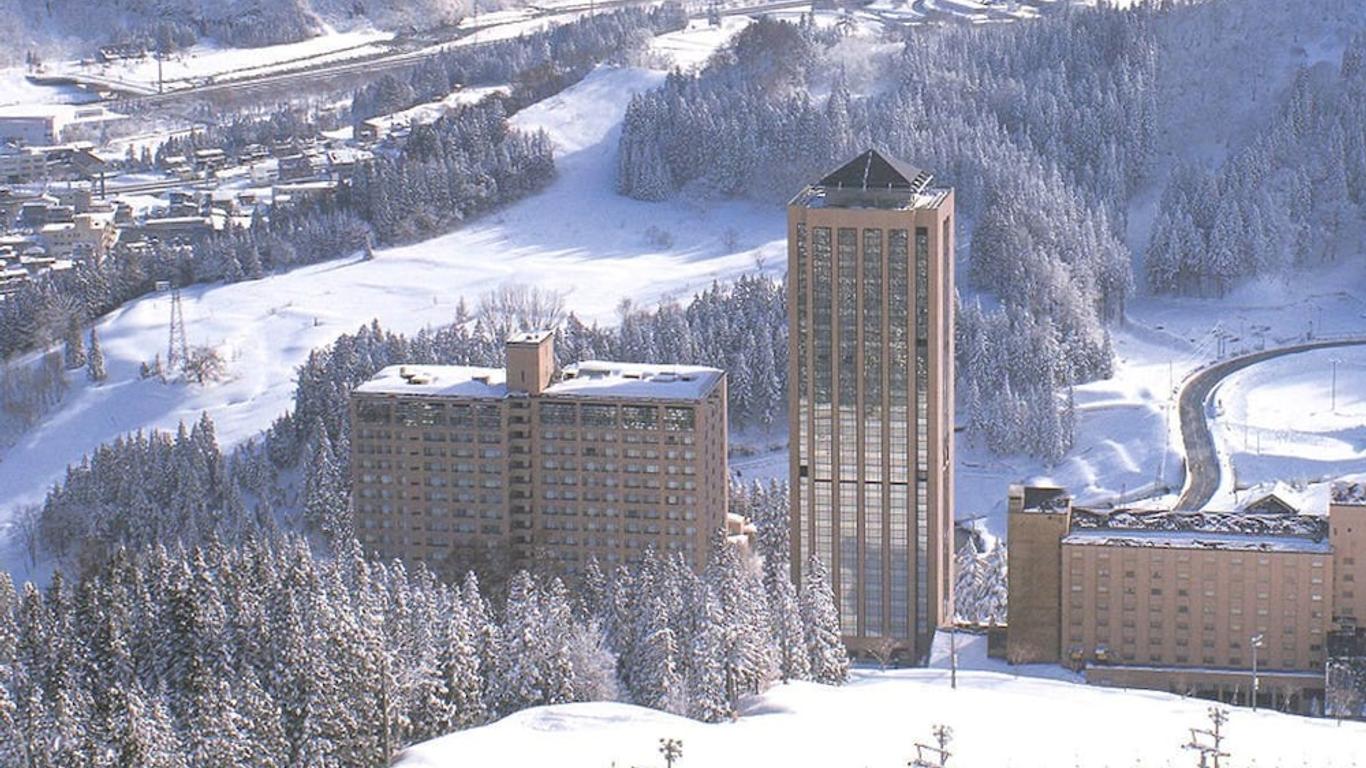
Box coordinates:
[800,556,849,685]
[86,327,107,383]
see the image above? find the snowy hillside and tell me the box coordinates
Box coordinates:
[397,655,1366,768]
[0,65,784,522]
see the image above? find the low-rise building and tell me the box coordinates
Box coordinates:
[349,330,730,577]
[1006,484,1352,714]
[38,211,119,261]
[0,147,48,183]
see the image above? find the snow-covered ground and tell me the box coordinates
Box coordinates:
[647,17,752,70]
[362,84,513,136]
[397,635,1364,768]
[34,26,393,94]
[0,65,783,527]
[1213,345,1366,507]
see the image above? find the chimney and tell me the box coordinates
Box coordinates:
[505,330,555,395]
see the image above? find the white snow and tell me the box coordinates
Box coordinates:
[396,647,1364,768]
[552,360,723,401]
[14,26,394,97]
[1212,345,1366,508]
[0,65,784,526]
[355,364,507,398]
[647,18,751,71]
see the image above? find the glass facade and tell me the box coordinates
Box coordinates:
[791,203,949,652]
[914,226,931,637]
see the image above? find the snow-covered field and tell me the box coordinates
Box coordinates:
[648,17,752,70]
[0,65,782,527]
[1214,344,1366,507]
[39,26,393,94]
[397,634,1365,768]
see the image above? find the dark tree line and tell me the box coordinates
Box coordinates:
[349,100,555,243]
[2,495,845,766]
[0,204,371,362]
[350,4,688,122]
[1146,32,1366,296]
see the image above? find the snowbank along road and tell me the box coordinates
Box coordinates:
[1174,336,1366,511]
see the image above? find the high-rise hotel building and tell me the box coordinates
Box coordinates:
[787,149,956,660]
[349,331,730,575]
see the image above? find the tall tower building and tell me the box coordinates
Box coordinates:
[788,149,955,661]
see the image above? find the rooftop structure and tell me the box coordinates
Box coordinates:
[791,148,951,211]
[354,360,724,402]
[1334,481,1366,505]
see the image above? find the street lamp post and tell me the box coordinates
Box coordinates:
[1331,358,1339,413]
[1250,633,1264,711]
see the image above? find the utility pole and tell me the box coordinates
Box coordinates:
[1331,358,1339,412]
[943,595,957,690]
[1250,633,1264,711]
[167,287,188,374]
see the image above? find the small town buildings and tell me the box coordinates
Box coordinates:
[0,147,48,183]
[349,330,731,577]
[0,105,123,146]
[38,211,119,261]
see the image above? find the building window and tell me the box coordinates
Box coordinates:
[664,407,695,431]
[621,406,658,430]
[540,402,576,425]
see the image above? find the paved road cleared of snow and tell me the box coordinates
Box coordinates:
[1173,337,1366,511]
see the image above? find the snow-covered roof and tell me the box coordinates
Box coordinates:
[1071,507,1328,538]
[354,364,508,399]
[1062,528,1332,554]
[1332,481,1366,506]
[546,361,722,402]
[354,360,723,403]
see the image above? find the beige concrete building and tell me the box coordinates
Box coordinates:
[349,331,729,576]
[38,211,119,262]
[788,149,955,660]
[1007,485,1348,712]
[1331,482,1366,634]
[1005,486,1072,664]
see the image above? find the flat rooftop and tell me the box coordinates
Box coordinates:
[354,365,508,399]
[1062,528,1332,554]
[550,360,722,401]
[1065,507,1329,553]
[353,360,723,402]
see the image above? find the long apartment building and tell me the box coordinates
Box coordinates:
[349,331,729,574]
[788,148,956,660]
[1007,484,1366,714]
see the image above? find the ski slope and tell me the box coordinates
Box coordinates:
[0,65,784,523]
[397,636,1365,768]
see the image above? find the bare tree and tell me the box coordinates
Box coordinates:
[870,636,898,671]
[476,283,566,341]
[183,345,226,384]
[12,504,41,569]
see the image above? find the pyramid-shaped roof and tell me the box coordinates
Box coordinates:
[817,149,932,193]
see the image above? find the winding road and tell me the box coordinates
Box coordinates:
[1172,336,1366,511]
